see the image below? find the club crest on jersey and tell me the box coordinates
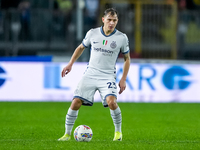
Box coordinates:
[110,41,117,49]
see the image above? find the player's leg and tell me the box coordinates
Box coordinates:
[65,98,83,134]
[106,96,122,141]
[58,98,83,141]
[98,79,122,141]
[58,76,95,141]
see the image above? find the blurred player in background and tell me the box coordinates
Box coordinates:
[58,8,130,141]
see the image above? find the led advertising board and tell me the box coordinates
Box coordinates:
[0,62,199,102]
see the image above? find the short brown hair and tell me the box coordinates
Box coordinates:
[104,8,118,17]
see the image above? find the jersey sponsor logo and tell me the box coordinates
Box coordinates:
[103,40,108,45]
[93,47,113,54]
[93,42,99,44]
[110,41,117,49]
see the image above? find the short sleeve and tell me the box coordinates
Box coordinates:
[82,29,93,48]
[121,34,129,54]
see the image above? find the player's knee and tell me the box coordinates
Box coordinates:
[106,97,118,110]
[70,98,83,110]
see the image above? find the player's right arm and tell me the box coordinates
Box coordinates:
[61,44,85,77]
[62,29,92,77]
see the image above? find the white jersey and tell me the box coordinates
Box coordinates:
[82,26,129,79]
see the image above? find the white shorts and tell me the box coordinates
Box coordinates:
[73,76,117,107]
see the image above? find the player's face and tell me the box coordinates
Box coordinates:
[102,13,118,34]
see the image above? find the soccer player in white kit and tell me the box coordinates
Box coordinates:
[58,8,130,141]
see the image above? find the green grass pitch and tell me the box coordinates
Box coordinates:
[0,102,200,150]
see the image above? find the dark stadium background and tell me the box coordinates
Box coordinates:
[0,0,200,149]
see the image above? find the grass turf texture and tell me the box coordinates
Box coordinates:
[0,102,200,150]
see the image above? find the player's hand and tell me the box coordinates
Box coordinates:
[118,79,126,94]
[61,65,72,77]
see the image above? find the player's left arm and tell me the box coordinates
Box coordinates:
[118,52,131,94]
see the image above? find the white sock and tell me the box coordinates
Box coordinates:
[65,108,79,135]
[110,107,122,132]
